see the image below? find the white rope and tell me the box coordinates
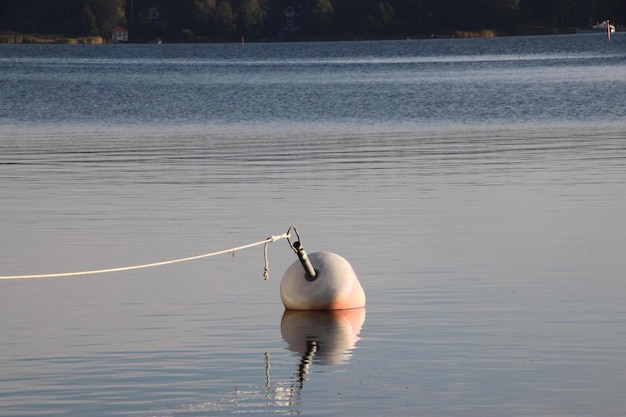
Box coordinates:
[0,232,290,280]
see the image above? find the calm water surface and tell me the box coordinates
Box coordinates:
[1,34,626,416]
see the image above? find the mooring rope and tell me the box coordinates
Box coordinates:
[0,232,291,280]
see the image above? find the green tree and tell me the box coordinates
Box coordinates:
[192,0,217,35]
[214,0,237,36]
[88,0,125,36]
[370,2,395,33]
[236,0,267,35]
[305,0,334,35]
[195,0,217,22]
[79,5,99,35]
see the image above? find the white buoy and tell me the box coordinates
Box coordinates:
[280,251,366,310]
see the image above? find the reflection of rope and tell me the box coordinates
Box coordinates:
[1,232,290,280]
[265,352,271,395]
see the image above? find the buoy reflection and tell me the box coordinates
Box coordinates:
[160,310,366,415]
[263,308,366,412]
[280,308,366,366]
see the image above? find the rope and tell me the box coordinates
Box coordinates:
[0,232,290,280]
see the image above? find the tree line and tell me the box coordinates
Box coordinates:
[1,0,624,42]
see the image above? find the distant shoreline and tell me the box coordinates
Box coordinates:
[1,26,617,44]
[0,32,105,44]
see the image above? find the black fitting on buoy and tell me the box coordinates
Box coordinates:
[292,241,318,281]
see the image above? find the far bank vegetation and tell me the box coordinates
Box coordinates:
[1,0,624,43]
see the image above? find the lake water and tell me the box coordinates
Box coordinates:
[1,33,626,416]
